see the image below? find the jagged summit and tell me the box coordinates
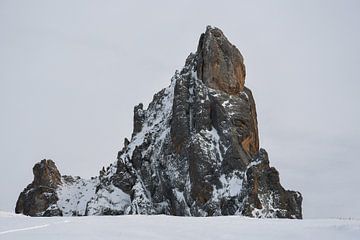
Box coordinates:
[197,26,246,94]
[16,26,302,218]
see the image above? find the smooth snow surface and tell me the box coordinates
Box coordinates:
[0,213,359,240]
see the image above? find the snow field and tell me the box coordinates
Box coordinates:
[0,212,359,240]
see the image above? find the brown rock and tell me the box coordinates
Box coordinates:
[15,159,62,216]
[32,159,62,188]
[197,26,246,95]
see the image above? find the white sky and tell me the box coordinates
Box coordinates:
[1,0,359,218]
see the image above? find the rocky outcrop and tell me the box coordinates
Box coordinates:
[241,149,302,218]
[197,27,246,95]
[15,160,62,216]
[16,26,302,218]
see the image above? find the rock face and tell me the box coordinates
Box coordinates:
[197,27,246,95]
[16,26,302,218]
[15,160,62,216]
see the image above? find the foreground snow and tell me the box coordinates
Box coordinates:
[0,212,359,240]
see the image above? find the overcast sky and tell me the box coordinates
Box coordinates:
[1,0,359,218]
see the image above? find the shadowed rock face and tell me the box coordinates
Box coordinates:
[16,26,302,219]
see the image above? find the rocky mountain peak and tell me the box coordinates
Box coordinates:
[196,26,246,95]
[16,26,302,219]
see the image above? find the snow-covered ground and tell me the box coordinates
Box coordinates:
[0,211,359,240]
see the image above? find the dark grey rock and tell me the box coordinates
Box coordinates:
[133,103,145,137]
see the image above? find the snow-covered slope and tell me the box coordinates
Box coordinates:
[0,213,359,240]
